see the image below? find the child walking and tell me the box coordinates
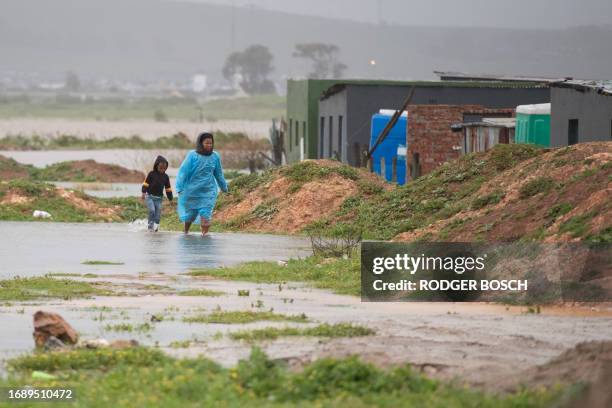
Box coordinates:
[141,155,173,232]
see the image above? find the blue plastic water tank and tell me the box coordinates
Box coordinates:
[369,111,407,185]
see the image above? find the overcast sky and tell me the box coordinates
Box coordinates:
[172,0,612,29]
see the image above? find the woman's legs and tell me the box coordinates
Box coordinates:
[184,221,192,234]
[200,216,211,236]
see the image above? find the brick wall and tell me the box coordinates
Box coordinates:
[406,105,514,179]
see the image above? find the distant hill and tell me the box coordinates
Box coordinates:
[1,0,612,82]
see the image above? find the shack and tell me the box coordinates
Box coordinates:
[550,80,612,146]
[318,81,550,167]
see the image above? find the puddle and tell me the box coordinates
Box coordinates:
[0,221,311,278]
[51,181,145,198]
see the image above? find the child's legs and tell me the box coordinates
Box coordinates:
[154,199,162,224]
[145,195,156,229]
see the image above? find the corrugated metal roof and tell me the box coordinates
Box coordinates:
[434,71,565,83]
[320,80,549,100]
[552,79,612,95]
[453,117,516,129]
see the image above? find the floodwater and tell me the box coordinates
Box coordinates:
[0,118,270,140]
[51,181,144,198]
[0,221,311,278]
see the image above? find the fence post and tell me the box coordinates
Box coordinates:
[367,157,373,172]
[380,158,386,179]
[392,157,397,183]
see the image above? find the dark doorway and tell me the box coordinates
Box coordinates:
[568,119,579,145]
[338,116,343,162]
[319,117,325,158]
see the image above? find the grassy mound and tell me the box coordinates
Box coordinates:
[0,179,143,222]
[215,143,611,242]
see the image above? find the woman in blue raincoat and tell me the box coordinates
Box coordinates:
[176,132,228,236]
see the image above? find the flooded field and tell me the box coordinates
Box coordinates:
[0,149,186,173]
[2,271,611,389]
[0,221,311,278]
[0,118,271,140]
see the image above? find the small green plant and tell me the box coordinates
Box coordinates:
[82,260,124,265]
[546,203,573,220]
[104,322,154,333]
[237,290,250,297]
[229,323,375,341]
[179,289,224,297]
[182,310,308,324]
[519,177,556,198]
[471,190,505,210]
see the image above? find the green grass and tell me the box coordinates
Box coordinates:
[0,95,285,121]
[82,260,124,265]
[0,347,567,407]
[0,180,140,223]
[0,276,111,301]
[306,144,545,240]
[519,177,556,199]
[188,256,360,296]
[183,310,308,324]
[558,212,596,238]
[229,323,374,341]
[178,289,224,297]
[471,190,505,210]
[104,323,154,333]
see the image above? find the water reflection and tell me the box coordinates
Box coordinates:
[0,222,311,278]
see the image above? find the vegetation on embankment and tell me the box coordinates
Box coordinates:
[0,131,260,151]
[0,155,145,182]
[1,347,565,407]
[215,142,612,242]
[0,180,145,222]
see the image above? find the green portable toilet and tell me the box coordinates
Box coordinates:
[515,103,551,146]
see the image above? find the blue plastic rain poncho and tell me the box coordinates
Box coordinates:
[175,134,228,224]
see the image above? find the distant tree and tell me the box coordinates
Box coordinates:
[222,45,275,95]
[64,71,81,92]
[293,43,347,79]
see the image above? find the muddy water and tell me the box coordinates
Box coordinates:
[1,221,611,389]
[0,221,311,278]
[51,181,144,198]
[0,118,270,140]
[1,273,611,388]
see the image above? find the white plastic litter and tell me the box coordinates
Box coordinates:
[277,260,288,267]
[32,210,51,218]
[516,103,551,115]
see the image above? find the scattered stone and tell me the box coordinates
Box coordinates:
[43,336,66,351]
[78,338,110,349]
[110,339,139,349]
[33,311,78,348]
[32,210,51,218]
